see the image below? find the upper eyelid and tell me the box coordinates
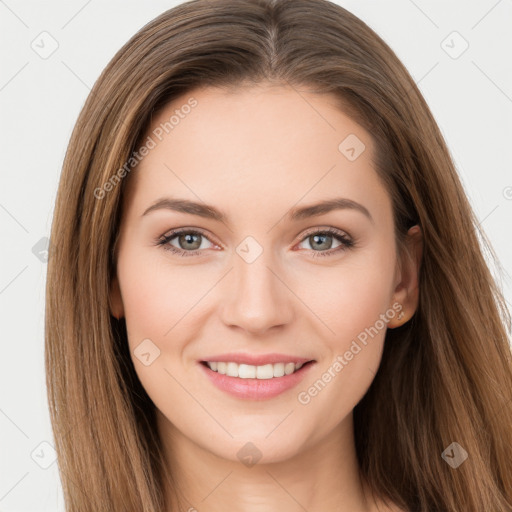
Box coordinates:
[162,227,221,247]
[301,226,351,238]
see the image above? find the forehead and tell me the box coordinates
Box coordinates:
[123,84,391,227]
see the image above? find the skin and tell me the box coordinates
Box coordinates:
[110,83,422,512]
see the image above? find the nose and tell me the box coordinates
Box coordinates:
[219,246,295,335]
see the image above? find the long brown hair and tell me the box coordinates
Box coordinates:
[45,0,512,510]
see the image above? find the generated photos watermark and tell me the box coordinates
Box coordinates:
[94,97,198,199]
[297,301,403,405]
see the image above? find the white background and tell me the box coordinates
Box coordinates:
[1,0,511,510]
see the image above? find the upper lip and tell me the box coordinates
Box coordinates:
[200,353,315,366]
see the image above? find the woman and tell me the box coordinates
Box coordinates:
[45,0,512,510]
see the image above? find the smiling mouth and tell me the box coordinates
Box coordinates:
[200,360,315,379]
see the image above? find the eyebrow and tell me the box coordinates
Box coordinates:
[142,197,374,224]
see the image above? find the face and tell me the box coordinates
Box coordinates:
[110,83,419,464]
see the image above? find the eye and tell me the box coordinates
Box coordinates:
[156,228,217,257]
[155,226,354,258]
[296,227,354,257]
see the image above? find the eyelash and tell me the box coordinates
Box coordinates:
[155,227,354,258]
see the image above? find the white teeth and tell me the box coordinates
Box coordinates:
[256,364,273,379]
[285,362,295,375]
[238,364,256,379]
[226,362,238,377]
[273,363,285,377]
[206,361,308,379]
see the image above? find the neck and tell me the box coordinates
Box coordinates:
[157,409,378,512]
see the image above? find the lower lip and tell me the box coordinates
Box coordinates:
[198,361,316,400]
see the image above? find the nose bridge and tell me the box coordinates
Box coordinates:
[221,235,294,333]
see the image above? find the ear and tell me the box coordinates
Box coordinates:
[387,225,423,328]
[109,274,125,319]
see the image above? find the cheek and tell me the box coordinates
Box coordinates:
[299,244,396,347]
[294,264,395,431]
[115,247,207,418]
[117,246,207,347]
